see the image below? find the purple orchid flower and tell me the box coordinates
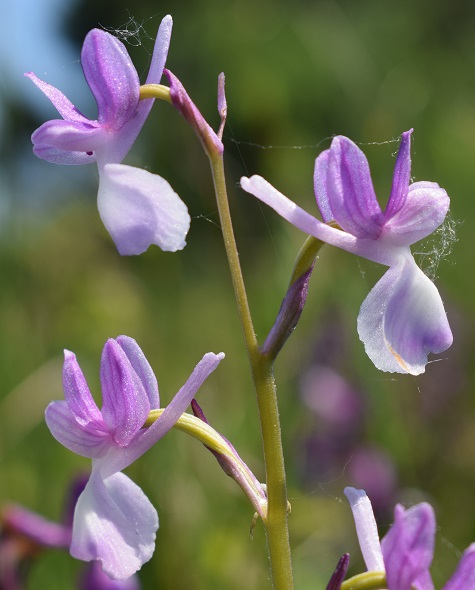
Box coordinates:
[44,336,224,580]
[241,130,453,375]
[26,16,190,256]
[344,487,475,589]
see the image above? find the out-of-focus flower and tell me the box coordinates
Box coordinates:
[344,487,475,589]
[45,336,224,580]
[1,475,141,589]
[26,16,190,255]
[241,131,453,375]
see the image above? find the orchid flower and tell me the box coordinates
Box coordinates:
[344,487,475,589]
[26,16,190,256]
[45,336,224,580]
[241,130,453,375]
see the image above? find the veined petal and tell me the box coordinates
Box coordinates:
[357,257,453,375]
[25,72,90,123]
[344,487,385,572]
[443,544,475,590]
[384,129,412,220]
[104,352,225,476]
[113,15,173,164]
[63,350,104,427]
[116,336,160,409]
[71,470,158,580]
[32,119,108,155]
[100,339,151,447]
[318,136,383,238]
[45,401,110,458]
[382,181,450,246]
[381,503,435,590]
[82,30,139,129]
[97,164,190,256]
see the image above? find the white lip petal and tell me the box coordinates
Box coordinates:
[97,163,190,256]
[357,256,453,375]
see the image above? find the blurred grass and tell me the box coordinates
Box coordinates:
[2,0,475,588]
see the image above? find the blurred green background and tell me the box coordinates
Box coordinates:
[1,0,475,588]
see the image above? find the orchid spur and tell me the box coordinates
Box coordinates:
[241,130,453,375]
[45,336,224,580]
[344,487,475,590]
[26,15,190,256]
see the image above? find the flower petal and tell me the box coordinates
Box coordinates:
[32,144,96,165]
[71,470,158,580]
[116,336,160,409]
[97,164,190,255]
[81,30,139,129]
[316,136,383,239]
[100,339,151,446]
[381,503,435,590]
[357,257,453,375]
[32,118,107,156]
[104,352,225,476]
[114,15,173,164]
[344,487,385,572]
[45,401,110,458]
[240,175,395,266]
[384,129,412,220]
[25,72,90,123]
[443,543,475,590]
[63,350,104,427]
[382,181,450,246]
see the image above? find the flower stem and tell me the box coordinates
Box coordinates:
[340,572,387,590]
[209,151,294,590]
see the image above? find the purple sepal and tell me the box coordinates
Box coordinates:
[164,69,224,155]
[381,503,435,590]
[443,544,475,590]
[325,553,350,590]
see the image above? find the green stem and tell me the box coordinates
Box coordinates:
[139,83,294,589]
[209,152,294,590]
[340,572,387,590]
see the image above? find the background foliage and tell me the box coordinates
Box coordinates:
[2,0,475,588]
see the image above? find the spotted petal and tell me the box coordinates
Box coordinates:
[357,256,453,375]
